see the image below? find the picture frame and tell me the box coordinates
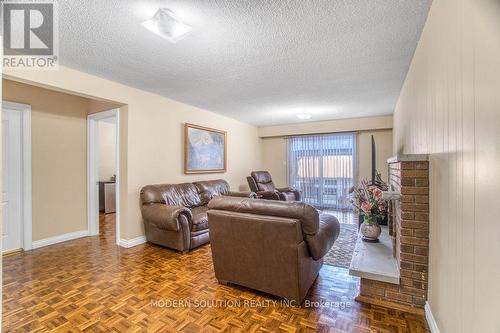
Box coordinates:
[184,123,227,174]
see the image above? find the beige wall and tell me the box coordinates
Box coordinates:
[259,115,392,138]
[3,80,88,241]
[261,137,288,187]
[98,121,116,181]
[88,99,122,114]
[357,130,392,182]
[393,0,500,331]
[4,67,263,240]
[261,127,393,187]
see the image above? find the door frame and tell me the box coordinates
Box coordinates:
[2,101,32,251]
[87,109,120,245]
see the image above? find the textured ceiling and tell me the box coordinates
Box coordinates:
[59,0,432,126]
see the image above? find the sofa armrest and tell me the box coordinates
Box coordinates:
[277,187,293,192]
[224,191,257,198]
[141,203,192,231]
[304,214,340,260]
[277,187,301,201]
[256,190,281,200]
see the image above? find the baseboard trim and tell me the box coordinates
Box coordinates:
[32,230,89,249]
[425,302,440,333]
[355,295,425,315]
[118,236,147,248]
[2,248,23,256]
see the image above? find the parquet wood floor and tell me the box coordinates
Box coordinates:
[3,214,430,332]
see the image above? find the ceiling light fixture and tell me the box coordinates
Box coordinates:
[296,113,312,120]
[142,8,192,43]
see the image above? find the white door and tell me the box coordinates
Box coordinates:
[2,108,23,252]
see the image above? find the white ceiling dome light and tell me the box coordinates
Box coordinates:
[142,8,192,43]
[296,113,312,120]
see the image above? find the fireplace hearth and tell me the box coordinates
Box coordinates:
[349,154,430,314]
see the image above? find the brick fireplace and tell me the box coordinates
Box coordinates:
[353,155,429,314]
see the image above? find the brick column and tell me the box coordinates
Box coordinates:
[356,157,429,314]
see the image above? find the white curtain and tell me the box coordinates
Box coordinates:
[288,133,357,210]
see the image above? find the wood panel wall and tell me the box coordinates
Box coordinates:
[393,0,500,331]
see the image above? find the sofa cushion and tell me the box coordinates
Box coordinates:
[252,171,277,192]
[190,206,209,231]
[141,185,167,205]
[279,191,296,201]
[251,171,273,184]
[257,181,276,192]
[193,180,230,205]
[161,183,201,208]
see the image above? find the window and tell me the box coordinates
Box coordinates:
[288,133,357,209]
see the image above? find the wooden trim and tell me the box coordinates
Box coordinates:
[115,110,121,247]
[2,248,23,256]
[355,295,425,315]
[3,100,33,251]
[87,109,121,245]
[425,302,441,333]
[118,236,147,248]
[21,106,32,250]
[31,230,89,249]
[184,123,227,174]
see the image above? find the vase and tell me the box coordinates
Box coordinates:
[358,214,388,228]
[360,220,381,243]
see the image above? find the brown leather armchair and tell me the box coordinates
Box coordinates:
[207,196,340,304]
[140,180,256,252]
[247,171,301,201]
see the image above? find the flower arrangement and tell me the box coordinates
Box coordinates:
[350,179,388,225]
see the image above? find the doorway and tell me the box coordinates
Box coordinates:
[87,109,120,245]
[1,101,32,253]
[287,132,358,268]
[287,132,357,211]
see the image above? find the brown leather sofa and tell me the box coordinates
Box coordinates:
[247,171,301,201]
[207,196,340,304]
[140,180,256,252]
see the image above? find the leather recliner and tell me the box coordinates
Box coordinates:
[140,179,256,252]
[247,171,301,201]
[207,196,340,304]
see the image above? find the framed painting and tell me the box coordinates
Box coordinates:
[184,123,227,174]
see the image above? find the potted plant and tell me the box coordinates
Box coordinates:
[350,179,387,243]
